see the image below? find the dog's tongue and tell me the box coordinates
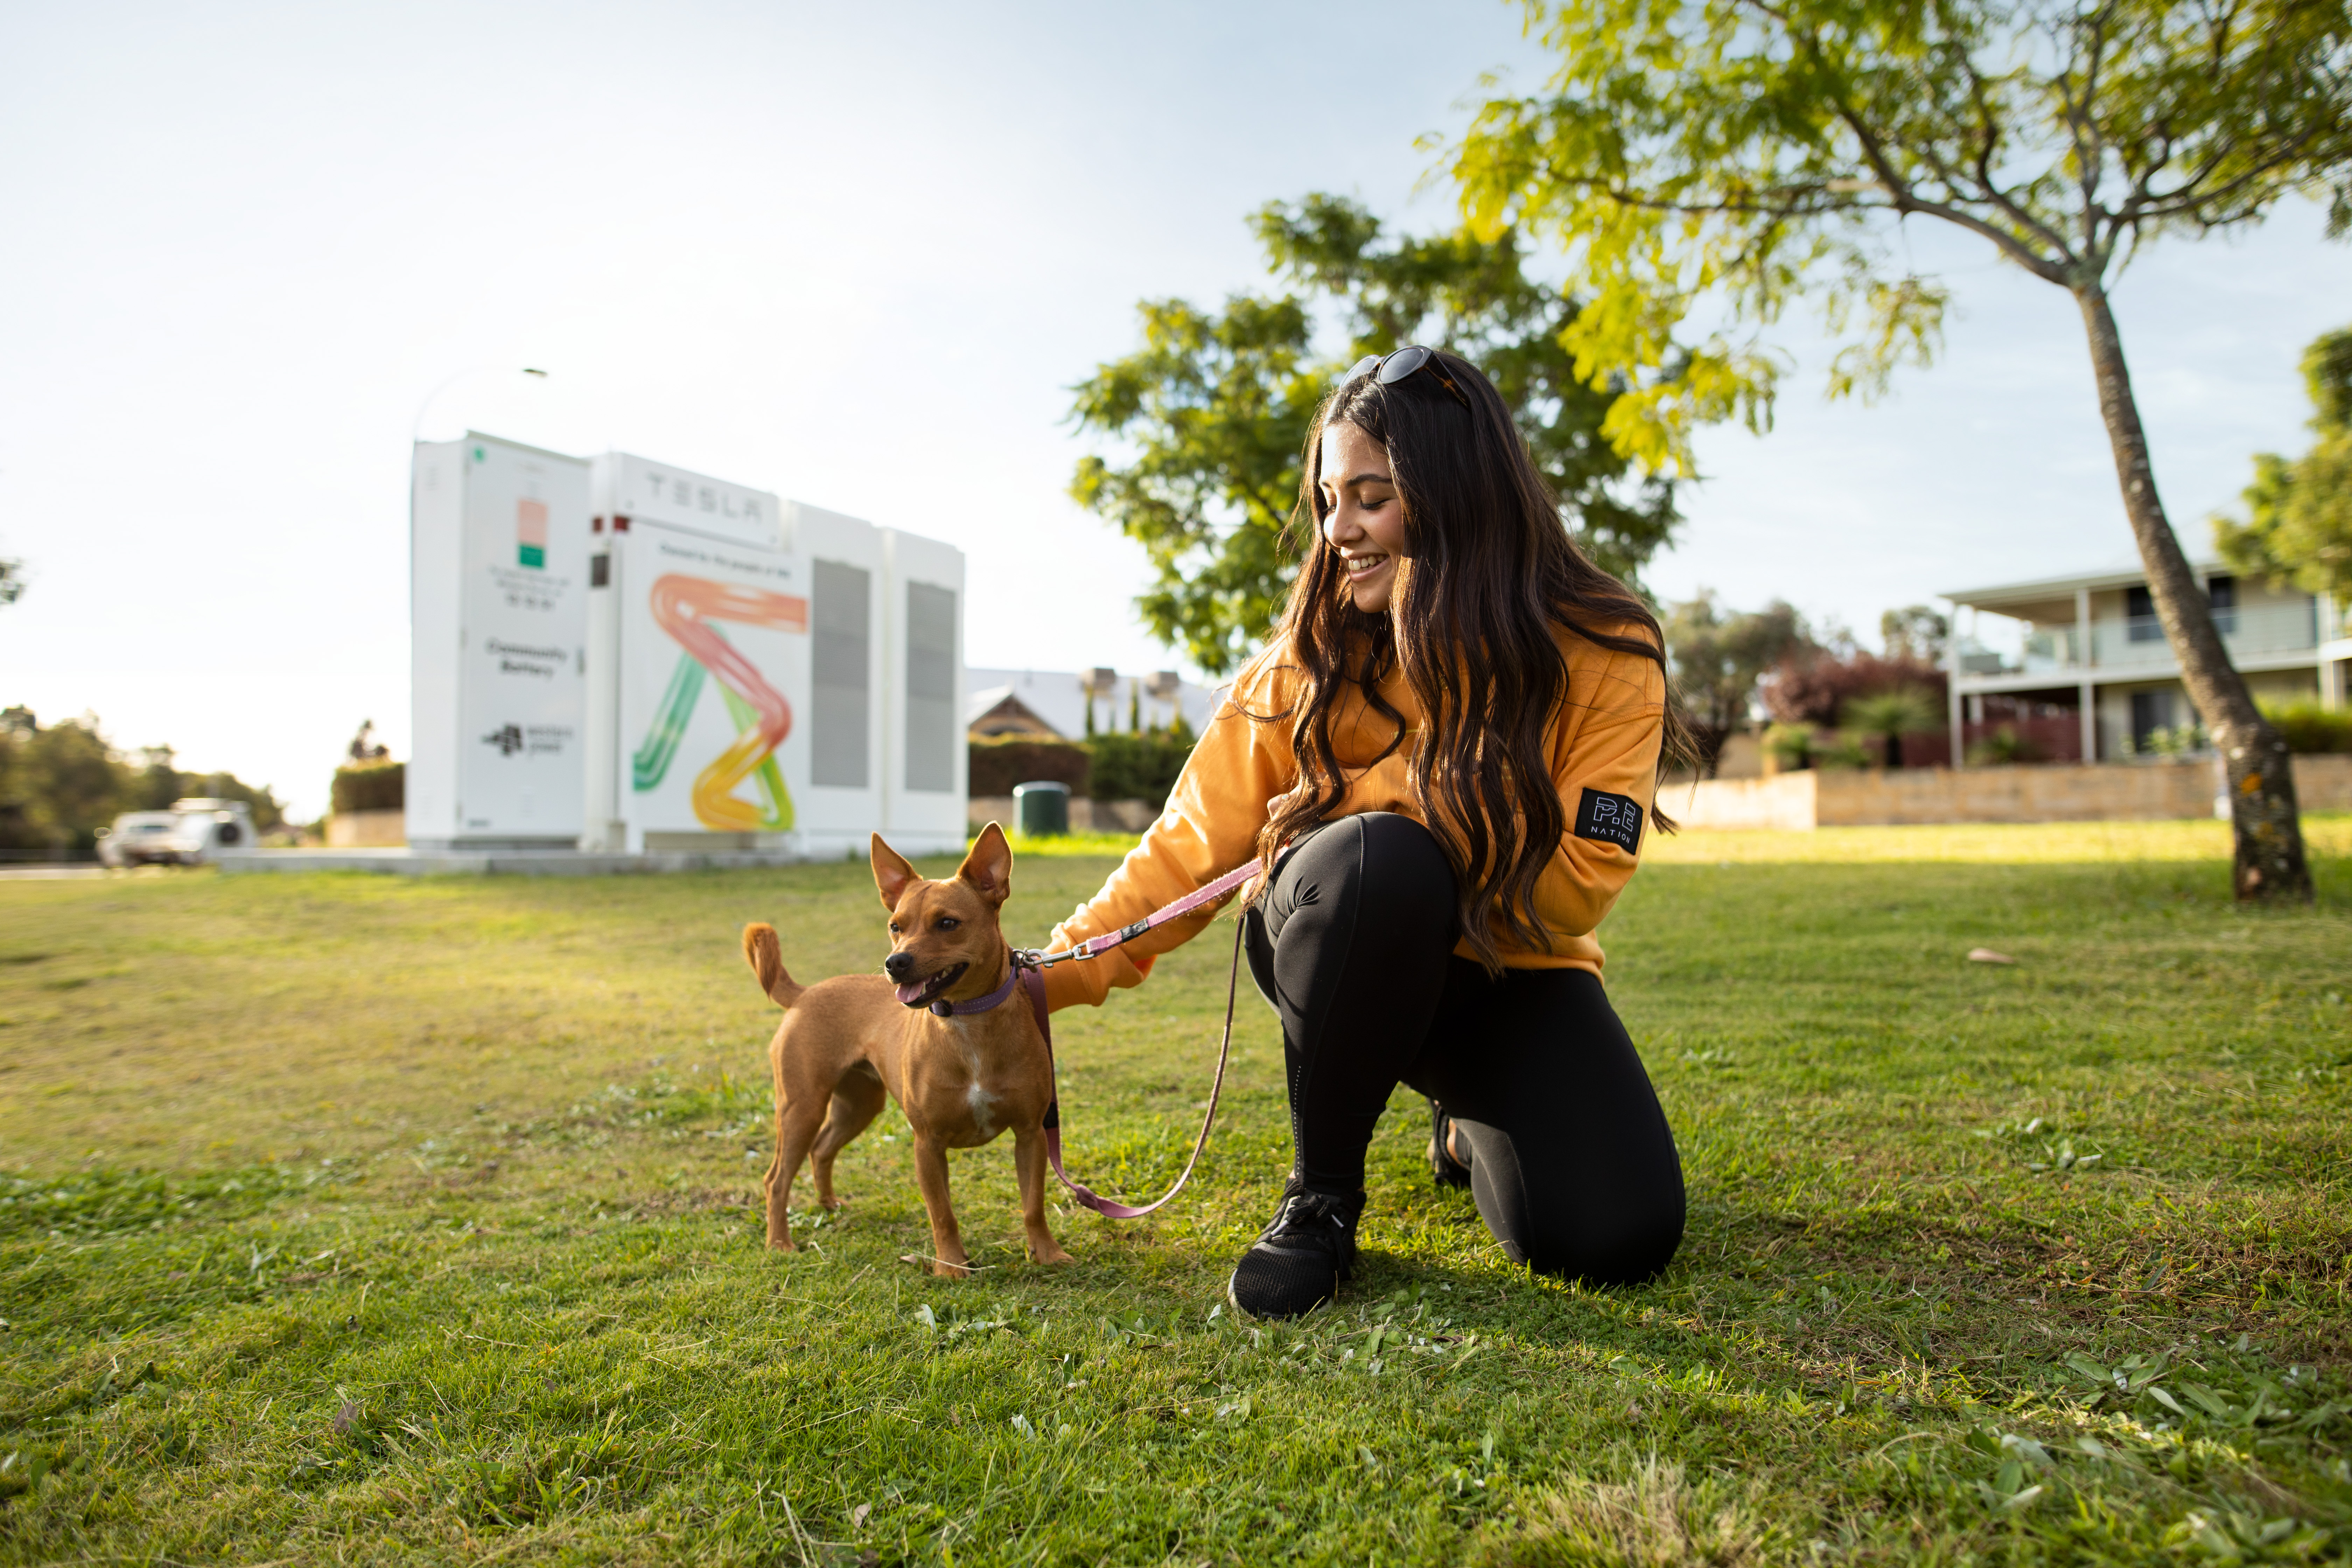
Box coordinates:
[896,979,930,1007]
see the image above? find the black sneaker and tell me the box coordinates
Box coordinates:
[1428,1097,1471,1190]
[1227,1178,1362,1319]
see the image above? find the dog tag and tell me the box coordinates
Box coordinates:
[930,999,955,1017]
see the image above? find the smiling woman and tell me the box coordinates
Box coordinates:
[1035,346,1701,1320]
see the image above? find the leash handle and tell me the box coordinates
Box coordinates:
[1023,913,1244,1220]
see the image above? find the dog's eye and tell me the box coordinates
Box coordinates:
[936,917,959,930]
[888,923,901,935]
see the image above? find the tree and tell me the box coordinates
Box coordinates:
[1448,0,2352,902]
[0,558,23,608]
[1069,194,1682,676]
[2214,324,2352,598]
[0,711,285,855]
[1843,686,1944,768]
[0,711,126,857]
[1880,605,1949,666]
[1661,592,1809,774]
[1767,648,1948,728]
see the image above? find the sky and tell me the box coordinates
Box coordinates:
[2,1,2343,818]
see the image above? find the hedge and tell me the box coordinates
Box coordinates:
[331,761,405,814]
[1082,733,1194,805]
[2259,698,2352,755]
[968,739,1090,799]
[966,734,1198,806]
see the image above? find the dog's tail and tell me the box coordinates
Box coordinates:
[741,923,804,1008]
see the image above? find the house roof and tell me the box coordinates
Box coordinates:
[966,687,1062,736]
[962,667,1225,739]
[1944,560,2227,611]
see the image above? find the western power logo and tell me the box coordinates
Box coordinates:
[517,498,548,569]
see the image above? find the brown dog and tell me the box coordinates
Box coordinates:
[740,822,1071,1276]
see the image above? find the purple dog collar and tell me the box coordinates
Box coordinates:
[925,955,1021,1018]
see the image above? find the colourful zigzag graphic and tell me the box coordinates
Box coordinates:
[630,574,809,832]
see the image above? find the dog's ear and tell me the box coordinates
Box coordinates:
[956,822,1011,908]
[872,834,919,912]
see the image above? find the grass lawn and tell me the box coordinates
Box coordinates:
[1,818,2348,1565]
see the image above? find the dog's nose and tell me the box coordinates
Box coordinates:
[883,951,916,982]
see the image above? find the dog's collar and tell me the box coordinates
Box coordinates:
[925,953,1022,1018]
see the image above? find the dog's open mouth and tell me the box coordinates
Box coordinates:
[895,962,969,1009]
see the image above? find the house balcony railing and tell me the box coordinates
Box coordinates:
[1955,599,2320,681]
[2090,603,2318,667]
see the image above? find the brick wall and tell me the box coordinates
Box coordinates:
[1673,754,2352,831]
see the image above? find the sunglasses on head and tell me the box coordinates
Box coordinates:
[1337,344,1471,410]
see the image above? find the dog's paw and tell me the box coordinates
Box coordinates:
[765,1236,798,1253]
[1031,1244,1074,1266]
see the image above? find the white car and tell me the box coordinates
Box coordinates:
[96,799,257,867]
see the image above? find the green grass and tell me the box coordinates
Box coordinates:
[0,820,2348,1564]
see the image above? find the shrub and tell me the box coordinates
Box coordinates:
[1814,735,1873,770]
[1085,732,1194,805]
[1762,722,1815,770]
[1841,687,1943,768]
[2259,697,2352,754]
[1966,724,2049,765]
[1765,652,1947,727]
[331,761,405,814]
[967,739,1089,798]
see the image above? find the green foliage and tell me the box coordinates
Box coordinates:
[0,557,22,608]
[2,827,2350,1559]
[1762,721,1816,770]
[2214,326,2352,599]
[330,761,405,815]
[2132,723,2214,760]
[1880,604,1949,665]
[2260,697,2352,756]
[1252,195,1681,586]
[1811,733,1874,770]
[1446,1,2352,472]
[1069,194,1683,674]
[1083,731,1194,805]
[1966,724,2049,766]
[1843,686,1944,767]
[0,714,284,855]
[1662,592,1808,774]
[1067,293,1322,676]
[968,739,1091,799]
[0,709,124,856]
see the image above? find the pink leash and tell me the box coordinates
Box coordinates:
[1011,861,1257,1219]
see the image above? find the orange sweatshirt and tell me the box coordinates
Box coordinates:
[1037,624,1667,1012]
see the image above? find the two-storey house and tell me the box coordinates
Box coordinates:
[1942,565,2350,764]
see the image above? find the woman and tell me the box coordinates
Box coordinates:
[1038,346,1687,1319]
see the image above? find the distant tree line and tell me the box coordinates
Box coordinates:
[0,708,284,860]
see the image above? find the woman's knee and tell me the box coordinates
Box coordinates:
[1275,813,1455,938]
[1512,1202,1685,1288]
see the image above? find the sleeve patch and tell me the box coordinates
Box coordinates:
[1575,787,1643,854]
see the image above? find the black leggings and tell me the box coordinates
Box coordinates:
[1242,812,1685,1286]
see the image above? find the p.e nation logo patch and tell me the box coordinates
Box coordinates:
[1575,787,1643,854]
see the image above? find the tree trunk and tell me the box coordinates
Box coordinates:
[2074,284,2310,902]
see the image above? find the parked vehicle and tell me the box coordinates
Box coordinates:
[96,812,186,866]
[96,799,257,867]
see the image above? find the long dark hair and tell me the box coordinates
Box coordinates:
[1253,348,1689,973]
